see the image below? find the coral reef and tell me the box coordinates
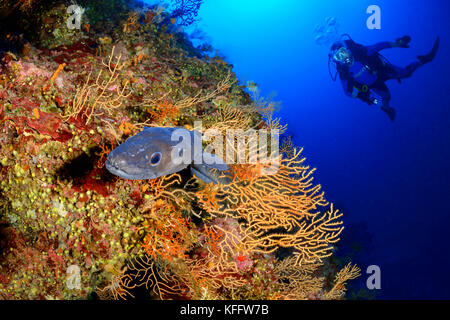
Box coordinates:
[0,0,359,300]
[170,0,203,26]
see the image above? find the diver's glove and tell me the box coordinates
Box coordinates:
[395,35,411,48]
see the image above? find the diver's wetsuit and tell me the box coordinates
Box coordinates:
[338,39,422,108]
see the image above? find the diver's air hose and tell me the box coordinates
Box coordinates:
[328,34,352,82]
[328,58,338,82]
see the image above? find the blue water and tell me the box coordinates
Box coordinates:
[163,0,450,298]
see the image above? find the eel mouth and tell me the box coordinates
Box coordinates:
[105,159,156,180]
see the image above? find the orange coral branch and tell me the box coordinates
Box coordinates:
[196,148,344,265]
[50,63,66,83]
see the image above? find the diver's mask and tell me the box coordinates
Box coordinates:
[333,46,354,66]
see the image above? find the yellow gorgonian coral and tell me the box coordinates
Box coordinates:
[196,148,344,265]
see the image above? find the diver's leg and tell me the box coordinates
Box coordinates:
[385,37,439,81]
[371,82,391,105]
[372,83,396,122]
[385,62,422,80]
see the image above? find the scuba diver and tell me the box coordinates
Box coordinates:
[329,35,440,121]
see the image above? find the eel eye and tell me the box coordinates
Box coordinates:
[150,152,162,166]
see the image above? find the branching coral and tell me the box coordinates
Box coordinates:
[118,255,186,299]
[325,263,361,299]
[64,46,130,124]
[174,69,235,111]
[271,257,360,300]
[96,265,135,300]
[179,220,253,297]
[196,148,344,265]
[0,0,39,18]
[170,0,203,26]
[272,257,324,299]
[122,11,140,33]
[146,99,180,126]
[133,70,235,129]
[140,201,193,262]
[207,103,257,132]
[0,1,359,300]
[280,135,295,158]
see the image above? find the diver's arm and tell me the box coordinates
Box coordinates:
[366,36,410,55]
[366,41,395,55]
[341,77,358,98]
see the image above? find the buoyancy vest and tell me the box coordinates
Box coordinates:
[339,39,386,89]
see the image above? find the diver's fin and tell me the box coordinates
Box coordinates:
[418,36,440,64]
[381,106,396,122]
[190,164,231,185]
